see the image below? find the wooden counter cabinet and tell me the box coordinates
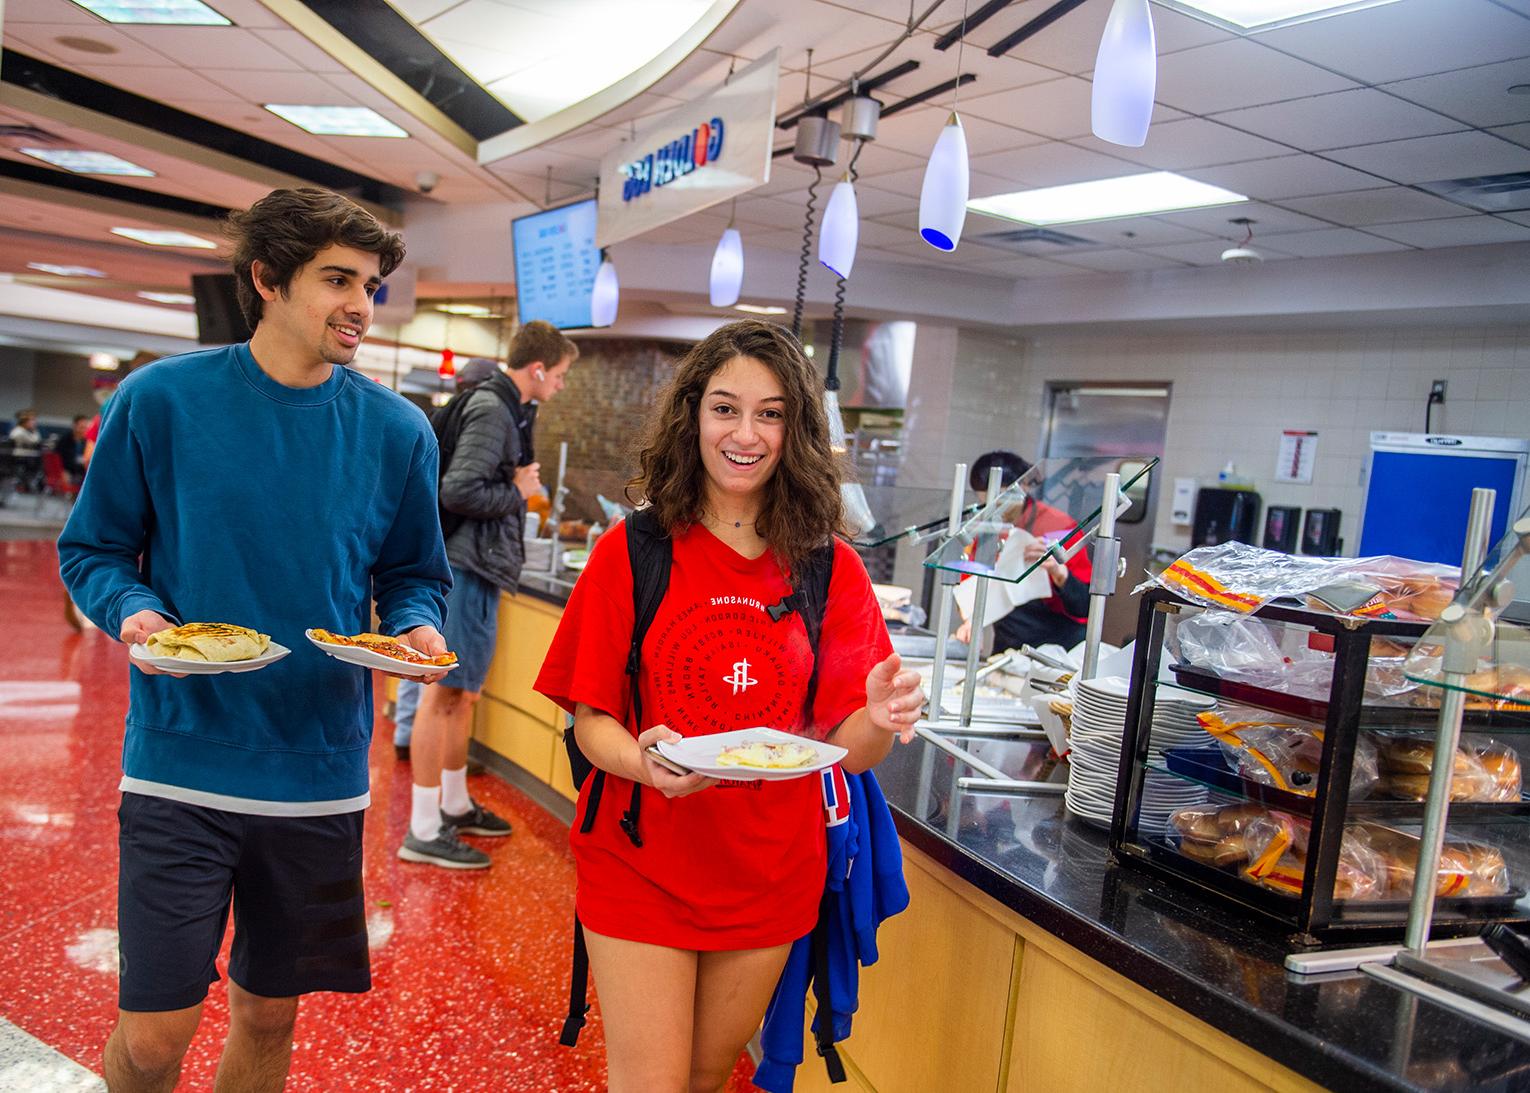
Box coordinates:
[474,591,576,801]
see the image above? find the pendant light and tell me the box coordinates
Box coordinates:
[919,114,969,251]
[1091,0,1156,148]
[919,0,971,251]
[709,214,744,308]
[818,174,859,280]
[590,249,618,327]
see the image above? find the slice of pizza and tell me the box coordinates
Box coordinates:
[310,629,458,667]
[715,741,818,770]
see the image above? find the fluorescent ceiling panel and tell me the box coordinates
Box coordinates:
[111,227,218,248]
[138,291,197,304]
[1158,0,1400,31]
[417,0,713,123]
[28,262,108,277]
[68,0,230,24]
[19,148,155,176]
[968,171,1248,226]
[263,105,408,138]
[734,304,786,314]
[436,303,496,316]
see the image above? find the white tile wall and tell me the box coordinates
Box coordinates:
[898,322,1530,556]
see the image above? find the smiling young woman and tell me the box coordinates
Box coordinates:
[534,319,926,1092]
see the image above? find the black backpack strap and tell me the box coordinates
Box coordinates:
[810,887,847,1083]
[618,509,672,847]
[559,915,592,1046]
[770,541,837,720]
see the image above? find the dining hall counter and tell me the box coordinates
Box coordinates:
[461,581,1530,1093]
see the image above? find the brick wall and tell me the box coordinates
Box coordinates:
[530,337,688,522]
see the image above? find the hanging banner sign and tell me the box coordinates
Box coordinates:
[597,50,778,248]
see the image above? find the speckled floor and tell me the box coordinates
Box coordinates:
[0,537,757,1090]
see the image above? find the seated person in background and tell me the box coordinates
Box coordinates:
[955,450,1092,653]
[62,415,90,481]
[8,408,41,450]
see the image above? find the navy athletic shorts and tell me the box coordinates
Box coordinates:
[116,793,370,1012]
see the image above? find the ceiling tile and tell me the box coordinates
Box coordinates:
[252,28,352,76]
[1153,38,1359,115]
[849,142,941,181]
[957,76,1095,141]
[1075,117,1293,170]
[866,164,1014,199]
[969,141,1142,187]
[1045,215,1218,247]
[1212,89,1463,152]
[2,22,176,65]
[1185,155,1392,201]
[1384,59,1530,129]
[969,255,1093,278]
[1255,0,1530,85]
[4,0,98,24]
[76,63,244,104]
[1502,211,1530,227]
[1324,131,1530,185]
[969,2,1234,76]
[208,69,354,105]
[1492,124,1530,149]
[118,26,309,72]
[1279,186,1483,226]
[1364,215,1530,248]
[1250,228,1413,259]
[1160,201,1331,236]
[200,0,289,28]
[1041,249,1193,273]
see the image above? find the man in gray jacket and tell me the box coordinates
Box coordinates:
[399,320,577,868]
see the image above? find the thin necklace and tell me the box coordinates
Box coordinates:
[705,509,756,531]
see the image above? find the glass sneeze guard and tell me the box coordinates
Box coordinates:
[922,456,1159,584]
[1403,510,1530,710]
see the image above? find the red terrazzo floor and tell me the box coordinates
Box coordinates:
[0,536,757,1090]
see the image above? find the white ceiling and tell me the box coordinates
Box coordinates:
[0,0,1526,320]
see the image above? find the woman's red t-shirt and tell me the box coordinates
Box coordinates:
[534,519,892,951]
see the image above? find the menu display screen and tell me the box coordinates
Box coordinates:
[511,199,599,330]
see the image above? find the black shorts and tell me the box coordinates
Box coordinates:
[117,793,370,1012]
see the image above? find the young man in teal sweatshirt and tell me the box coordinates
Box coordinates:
[58,188,452,1093]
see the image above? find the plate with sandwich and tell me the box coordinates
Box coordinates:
[652,727,847,782]
[130,622,289,675]
[305,629,459,677]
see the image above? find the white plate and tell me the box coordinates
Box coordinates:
[130,640,290,676]
[304,630,459,678]
[656,727,847,782]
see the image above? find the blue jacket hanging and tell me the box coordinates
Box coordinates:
[754,764,911,1092]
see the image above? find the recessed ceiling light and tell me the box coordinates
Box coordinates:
[968,171,1247,226]
[436,303,495,316]
[68,0,230,24]
[734,304,787,315]
[137,291,196,304]
[263,105,408,138]
[111,227,218,249]
[90,353,122,371]
[1157,0,1400,31]
[19,148,155,176]
[27,262,108,277]
[1509,84,1530,97]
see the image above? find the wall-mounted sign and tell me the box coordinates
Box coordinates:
[597,50,778,248]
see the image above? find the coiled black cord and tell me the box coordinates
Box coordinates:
[792,165,822,339]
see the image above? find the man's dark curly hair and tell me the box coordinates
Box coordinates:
[226,188,405,327]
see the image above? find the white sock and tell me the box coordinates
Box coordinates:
[411,784,442,841]
[441,767,472,816]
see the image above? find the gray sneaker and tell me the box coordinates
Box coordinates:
[397,830,490,869]
[441,800,512,837]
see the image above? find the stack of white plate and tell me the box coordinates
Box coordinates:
[1065,677,1215,832]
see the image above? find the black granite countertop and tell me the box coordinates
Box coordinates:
[877,736,1530,1093]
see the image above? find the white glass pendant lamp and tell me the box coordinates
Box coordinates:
[822,386,848,453]
[1091,0,1157,148]
[709,226,744,307]
[818,176,859,279]
[590,250,619,327]
[919,113,969,251]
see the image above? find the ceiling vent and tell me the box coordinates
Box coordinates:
[1416,171,1530,214]
[971,227,1095,251]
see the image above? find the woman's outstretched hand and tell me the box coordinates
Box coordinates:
[864,653,926,744]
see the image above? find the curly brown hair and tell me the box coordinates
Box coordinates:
[627,320,845,575]
[226,188,406,328]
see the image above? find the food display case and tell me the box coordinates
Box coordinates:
[1110,586,1530,943]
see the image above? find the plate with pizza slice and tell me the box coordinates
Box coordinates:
[305,629,459,677]
[654,727,846,782]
